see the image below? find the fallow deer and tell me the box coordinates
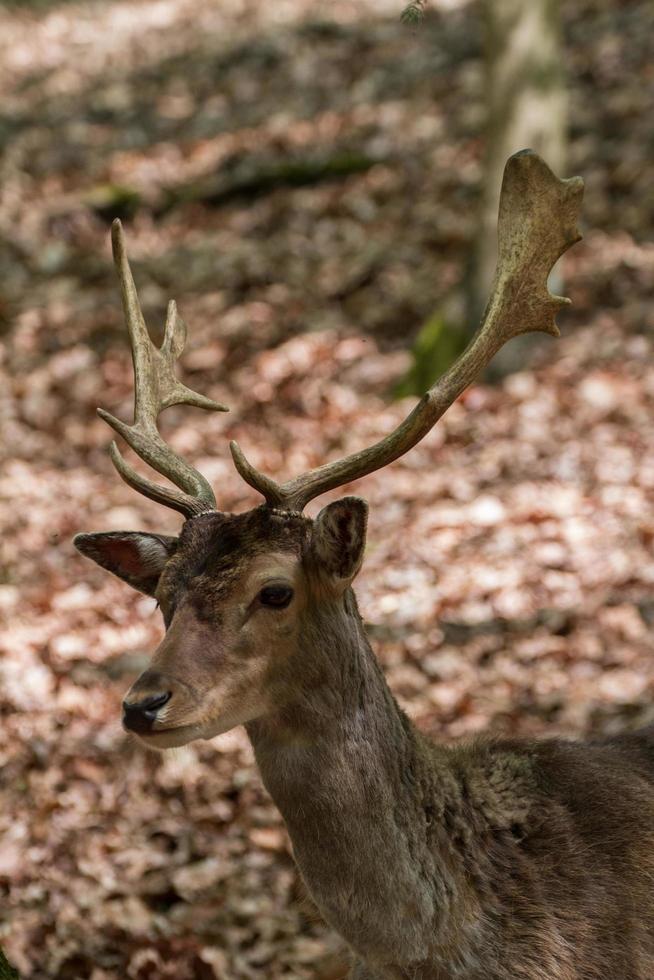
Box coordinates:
[75,151,654,980]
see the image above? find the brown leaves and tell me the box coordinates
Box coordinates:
[2,0,654,976]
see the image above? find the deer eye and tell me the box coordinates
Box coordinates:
[259,585,294,609]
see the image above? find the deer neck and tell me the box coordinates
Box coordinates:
[246,589,461,969]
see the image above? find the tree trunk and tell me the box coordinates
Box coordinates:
[471,0,566,377]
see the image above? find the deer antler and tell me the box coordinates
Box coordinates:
[230,150,584,512]
[99,220,228,518]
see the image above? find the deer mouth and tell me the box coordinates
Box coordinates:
[131,722,203,750]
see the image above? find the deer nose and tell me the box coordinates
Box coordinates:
[122,691,171,733]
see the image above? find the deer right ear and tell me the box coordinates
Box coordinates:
[310,497,368,590]
[74,532,178,596]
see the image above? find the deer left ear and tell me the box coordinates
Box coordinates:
[74,531,178,596]
[311,497,368,588]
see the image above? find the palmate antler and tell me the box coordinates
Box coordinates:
[101,151,583,519]
[99,220,228,518]
[230,150,584,511]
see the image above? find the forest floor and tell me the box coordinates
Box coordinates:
[1,0,654,977]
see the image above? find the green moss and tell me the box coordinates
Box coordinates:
[394,311,467,398]
[84,184,141,223]
[0,948,19,980]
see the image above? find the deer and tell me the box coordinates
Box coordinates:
[74,150,654,980]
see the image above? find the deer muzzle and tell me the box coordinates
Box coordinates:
[122,687,172,734]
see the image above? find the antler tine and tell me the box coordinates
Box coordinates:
[230,150,584,512]
[98,220,228,518]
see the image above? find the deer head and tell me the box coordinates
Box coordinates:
[75,150,583,750]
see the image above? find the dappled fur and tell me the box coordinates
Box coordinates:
[78,507,654,979]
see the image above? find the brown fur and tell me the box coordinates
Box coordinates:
[75,503,654,979]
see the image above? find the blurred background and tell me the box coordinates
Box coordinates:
[1,0,653,976]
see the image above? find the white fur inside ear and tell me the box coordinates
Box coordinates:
[313,497,368,583]
[134,537,172,574]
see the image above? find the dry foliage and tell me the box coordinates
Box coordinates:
[1,0,653,977]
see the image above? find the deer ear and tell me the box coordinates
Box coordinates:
[311,497,368,587]
[74,531,178,596]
